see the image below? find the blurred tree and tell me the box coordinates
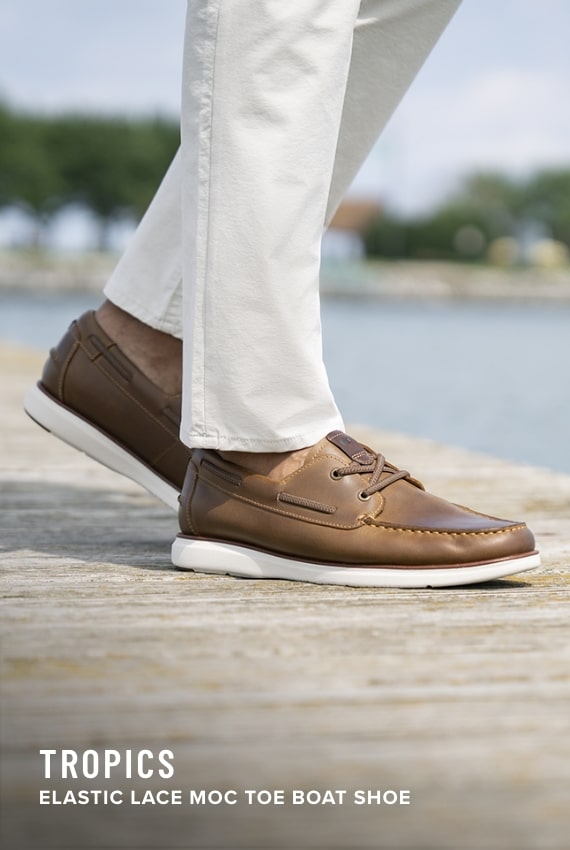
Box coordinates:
[457,172,519,232]
[365,168,570,262]
[519,169,570,247]
[1,102,567,258]
[53,114,178,249]
[0,104,67,247]
[0,104,11,207]
[362,214,408,259]
[365,203,494,262]
[405,203,492,260]
[124,117,179,220]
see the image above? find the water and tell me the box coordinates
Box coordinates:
[0,293,101,347]
[322,297,570,474]
[1,292,569,474]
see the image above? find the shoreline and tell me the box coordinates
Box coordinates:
[321,258,570,301]
[2,251,570,301]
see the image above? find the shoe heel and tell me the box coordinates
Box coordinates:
[24,383,179,511]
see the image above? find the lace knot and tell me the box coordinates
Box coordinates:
[332,452,410,497]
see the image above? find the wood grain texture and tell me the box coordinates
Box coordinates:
[1,345,569,850]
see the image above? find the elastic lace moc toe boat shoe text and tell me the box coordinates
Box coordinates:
[23,311,191,511]
[172,430,540,588]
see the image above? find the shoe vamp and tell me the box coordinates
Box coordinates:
[282,451,514,533]
[376,478,514,532]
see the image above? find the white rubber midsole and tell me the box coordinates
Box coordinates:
[171,537,541,588]
[24,383,179,512]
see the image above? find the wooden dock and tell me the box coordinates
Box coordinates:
[1,344,569,850]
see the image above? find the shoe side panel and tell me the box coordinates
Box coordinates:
[182,453,535,567]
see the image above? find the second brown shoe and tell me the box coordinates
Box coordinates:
[172,430,540,587]
[24,311,191,510]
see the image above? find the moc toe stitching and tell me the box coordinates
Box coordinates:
[364,522,528,537]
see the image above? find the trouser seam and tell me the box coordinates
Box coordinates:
[195,0,223,439]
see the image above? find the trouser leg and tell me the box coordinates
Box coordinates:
[180,0,363,450]
[104,150,185,338]
[104,0,462,450]
[325,0,462,222]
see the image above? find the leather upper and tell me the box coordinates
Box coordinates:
[40,311,192,490]
[179,432,536,568]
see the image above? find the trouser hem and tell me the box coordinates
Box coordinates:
[180,418,345,452]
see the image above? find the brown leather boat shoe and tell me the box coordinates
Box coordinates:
[172,430,540,587]
[24,311,191,510]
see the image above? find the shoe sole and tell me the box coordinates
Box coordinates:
[171,536,541,588]
[24,383,179,512]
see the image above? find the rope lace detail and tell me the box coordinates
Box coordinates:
[333,454,410,499]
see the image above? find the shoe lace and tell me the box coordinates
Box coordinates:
[333,453,410,500]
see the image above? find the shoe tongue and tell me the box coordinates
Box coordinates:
[326,431,375,465]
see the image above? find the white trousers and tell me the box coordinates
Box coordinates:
[104,0,461,451]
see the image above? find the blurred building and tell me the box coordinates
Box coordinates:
[322,198,382,260]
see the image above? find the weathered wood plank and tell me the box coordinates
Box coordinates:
[1,345,569,850]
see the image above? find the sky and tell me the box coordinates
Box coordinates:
[1,0,569,215]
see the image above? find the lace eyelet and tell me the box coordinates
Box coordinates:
[330,468,342,480]
[357,490,371,502]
